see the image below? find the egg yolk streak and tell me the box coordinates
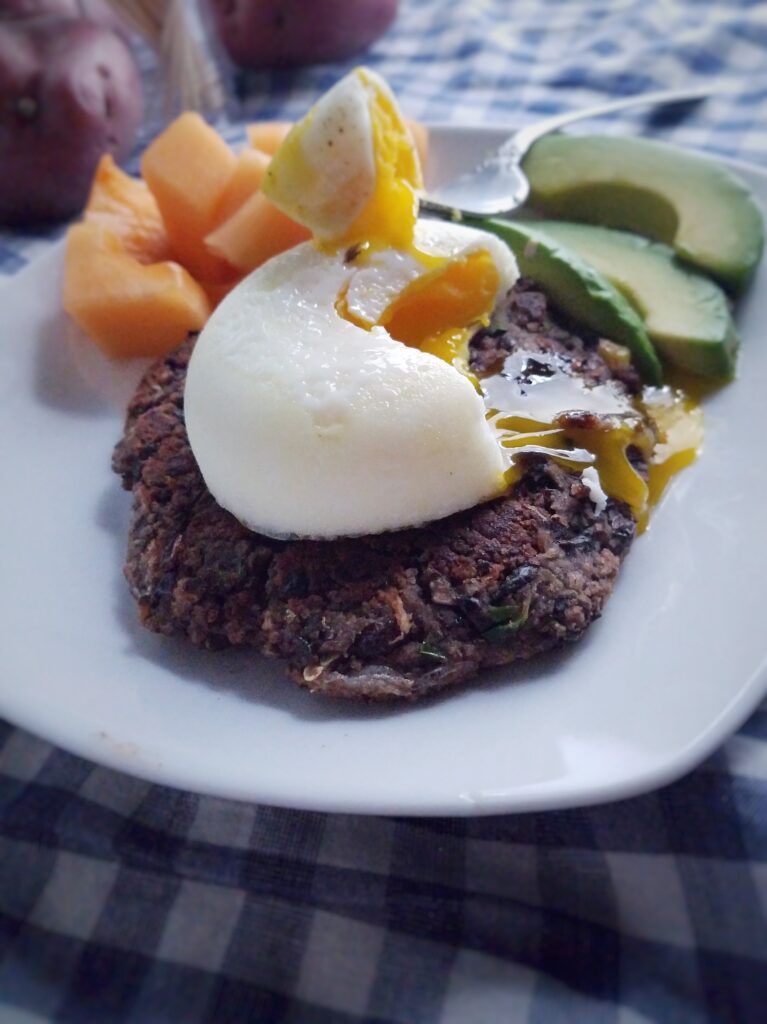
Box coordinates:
[267,68,504,374]
[492,383,703,531]
[340,67,423,254]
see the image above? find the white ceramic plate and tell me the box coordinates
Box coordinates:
[2,127,766,816]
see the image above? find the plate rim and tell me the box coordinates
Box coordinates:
[2,132,766,816]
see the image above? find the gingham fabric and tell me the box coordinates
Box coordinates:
[1,1,766,1021]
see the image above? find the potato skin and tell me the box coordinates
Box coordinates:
[206,0,399,70]
[0,17,141,225]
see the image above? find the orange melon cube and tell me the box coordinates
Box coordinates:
[84,154,172,265]
[205,192,311,273]
[63,223,211,359]
[141,112,237,282]
[213,148,271,226]
[201,277,242,308]
[246,121,293,156]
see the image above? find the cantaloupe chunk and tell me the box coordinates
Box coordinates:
[202,278,241,309]
[63,223,211,358]
[212,148,271,227]
[205,192,312,273]
[246,121,292,156]
[84,154,172,265]
[141,112,237,282]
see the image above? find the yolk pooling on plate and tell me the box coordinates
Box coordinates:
[480,348,704,530]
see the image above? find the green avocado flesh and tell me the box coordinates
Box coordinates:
[533,221,739,379]
[474,218,663,383]
[522,134,764,295]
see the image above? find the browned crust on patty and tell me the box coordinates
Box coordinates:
[112,280,639,700]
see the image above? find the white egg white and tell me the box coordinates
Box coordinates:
[184,220,518,539]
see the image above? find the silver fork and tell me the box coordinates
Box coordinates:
[419,85,721,219]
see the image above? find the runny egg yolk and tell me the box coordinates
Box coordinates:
[332,70,501,364]
[383,250,500,364]
[263,67,503,372]
[338,248,501,369]
[489,372,704,532]
[339,68,423,254]
[261,66,703,532]
[263,67,423,253]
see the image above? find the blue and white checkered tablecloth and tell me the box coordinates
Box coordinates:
[2,1,766,1021]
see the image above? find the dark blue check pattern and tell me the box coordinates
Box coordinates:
[1,1,767,1020]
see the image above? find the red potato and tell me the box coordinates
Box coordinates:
[206,0,399,70]
[0,16,141,224]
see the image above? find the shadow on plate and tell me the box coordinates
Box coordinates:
[34,311,110,417]
[96,480,562,726]
[34,306,152,419]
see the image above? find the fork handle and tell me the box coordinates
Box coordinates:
[499,85,723,160]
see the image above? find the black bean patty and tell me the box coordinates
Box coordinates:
[112,280,640,700]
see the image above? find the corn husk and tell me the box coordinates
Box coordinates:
[106,0,225,114]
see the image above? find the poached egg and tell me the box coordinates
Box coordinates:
[185,68,518,538]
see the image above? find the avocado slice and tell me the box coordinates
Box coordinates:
[475,218,663,383]
[522,135,764,295]
[534,221,738,379]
